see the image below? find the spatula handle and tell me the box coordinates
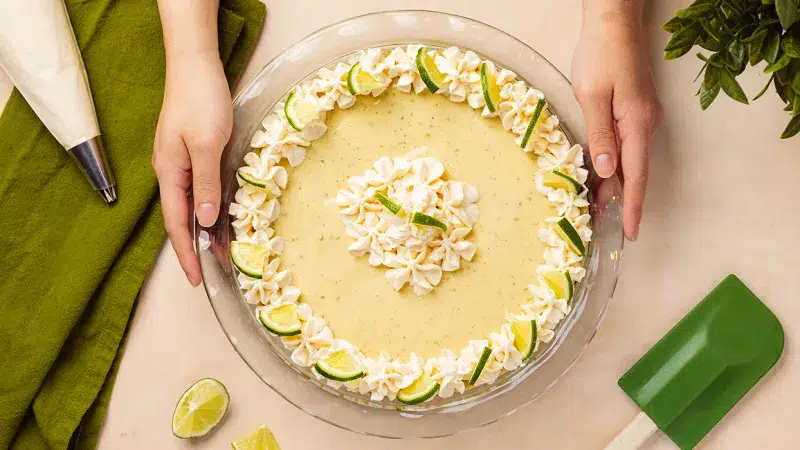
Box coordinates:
[604,411,659,450]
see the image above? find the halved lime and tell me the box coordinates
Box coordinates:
[231,425,281,450]
[480,62,502,113]
[315,350,365,382]
[172,378,230,439]
[397,373,440,405]
[541,170,584,194]
[511,320,537,361]
[519,99,547,149]
[258,304,302,337]
[410,212,448,232]
[237,168,270,188]
[468,346,492,385]
[415,47,446,94]
[230,241,268,278]
[347,62,386,95]
[284,90,319,132]
[542,269,574,303]
[374,191,403,215]
[553,218,586,256]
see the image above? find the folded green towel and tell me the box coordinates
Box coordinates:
[0,1,265,448]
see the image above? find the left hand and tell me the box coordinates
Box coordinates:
[571,6,663,241]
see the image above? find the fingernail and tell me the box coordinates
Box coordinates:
[595,154,614,178]
[197,203,219,227]
[631,226,640,242]
[186,272,198,286]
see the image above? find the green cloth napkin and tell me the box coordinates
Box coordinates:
[0,1,265,448]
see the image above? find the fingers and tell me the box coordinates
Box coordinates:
[577,89,618,178]
[619,126,651,242]
[153,133,202,286]
[187,130,227,227]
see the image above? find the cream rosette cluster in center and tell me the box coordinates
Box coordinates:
[334,153,479,296]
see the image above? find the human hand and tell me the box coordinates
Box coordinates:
[572,3,663,241]
[152,52,232,286]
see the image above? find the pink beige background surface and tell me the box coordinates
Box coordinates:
[1,1,797,448]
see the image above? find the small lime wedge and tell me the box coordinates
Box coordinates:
[231,425,281,450]
[468,346,492,385]
[237,168,270,189]
[397,373,440,405]
[541,170,584,194]
[172,378,230,439]
[511,320,537,360]
[553,218,586,256]
[347,62,386,95]
[284,90,319,131]
[374,191,403,215]
[230,241,268,278]
[542,269,574,303]
[480,62,502,113]
[410,212,448,232]
[315,350,365,382]
[416,47,446,94]
[258,304,302,337]
[520,99,547,149]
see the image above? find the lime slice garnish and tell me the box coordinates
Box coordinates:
[231,425,281,450]
[258,304,302,337]
[374,191,403,215]
[542,269,574,303]
[553,217,586,256]
[541,169,584,194]
[511,320,537,361]
[315,350,365,382]
[230,241,268,278]
[237,168,271,189]
[397,373,440,405]
[172,378,230,439]
[284,90,320,132]
[410,212,448,232]
[415,47,446,94]
[347,62,386,95]
[468,346,492,385]
[480,62,502,113]
[519,99,547,149]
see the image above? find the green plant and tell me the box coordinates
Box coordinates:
[663,0,800,138]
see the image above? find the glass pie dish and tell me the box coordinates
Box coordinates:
[195,10,624,438]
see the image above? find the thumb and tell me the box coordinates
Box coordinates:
[189,141,224,228]
[579,90,618,178]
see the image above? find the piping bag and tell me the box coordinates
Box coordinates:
[0,0,117,202]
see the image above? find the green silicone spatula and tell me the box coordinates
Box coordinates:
[605,274,784,450]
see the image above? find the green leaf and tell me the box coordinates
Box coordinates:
[694,61,710,82]
[748,29,768,65]
[663,16,687,33]
[700,38,724,52]
[776,75,789,102]
[701,19,723,41]
[781,36,800,57]
[762,28,782,64]
[719,68,750,103]
[753,75,775,100]
[762,0,775,4]
[781,114,800,138]
[703,64,721,90]
[765,53,793,72]
[728,39,745,68]
[676,3,715,18]
[742,26,767,44]
[793,96,800,115]
[775,0,799,29]
[720,2,737,18]
[700,80,722,109]
[665,46,693,60]
[666,25,702,51]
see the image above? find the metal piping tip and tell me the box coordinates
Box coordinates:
[100,186,117,203]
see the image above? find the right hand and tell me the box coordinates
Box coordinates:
[152,52,232,286]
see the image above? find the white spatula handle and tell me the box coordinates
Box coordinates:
[604,411,659,450]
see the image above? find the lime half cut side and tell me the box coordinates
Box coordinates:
[416,47,446,94]
[258,304,302,336]
[284,90,320,132]
[480,62,502,113]
[542,269,574,303]
[541,170,584,194]
[511,320,537,361]
[468,346,492,385]
[230,241,268,278]
[347,62,386,95]
[315,350,365,382]
[519,99,547,149]
[410,212,448,232]
[172,378,230,439]
[397,373,440,405]
[553,218,586,256]
[231,425,281,450]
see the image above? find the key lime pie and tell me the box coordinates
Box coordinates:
[227,45,591,405]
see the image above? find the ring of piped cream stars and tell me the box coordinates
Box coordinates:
[227,45,592,404]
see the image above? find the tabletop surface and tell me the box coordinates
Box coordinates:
[1,1,797,449]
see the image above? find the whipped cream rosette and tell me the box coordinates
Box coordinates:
[227,45,592,404]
